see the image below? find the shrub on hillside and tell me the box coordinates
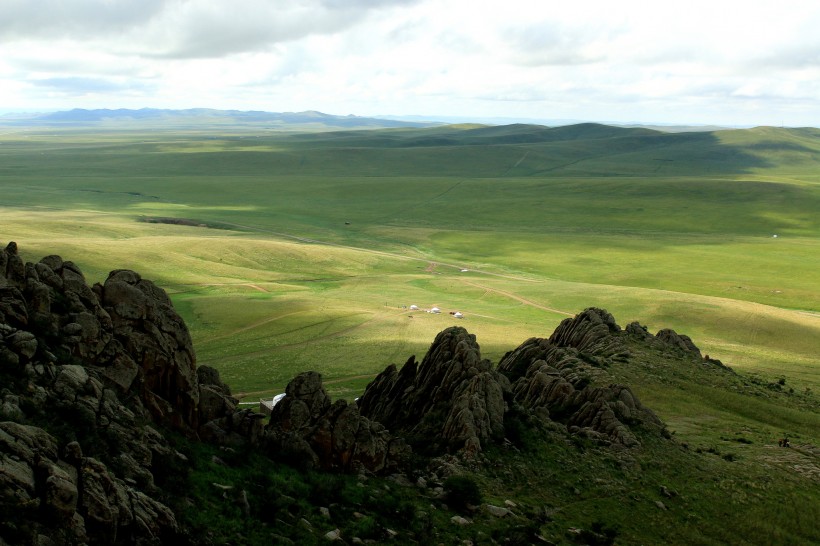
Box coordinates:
[444,474,482,512]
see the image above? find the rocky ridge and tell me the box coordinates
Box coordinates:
[358,308,664,454]
[1,241,723,545]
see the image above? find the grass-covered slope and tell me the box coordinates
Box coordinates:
[1,121,818,400]
[155,314,818,546]
[0,119,818,544]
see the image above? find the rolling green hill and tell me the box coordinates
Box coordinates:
[1,120,818,399]
[1,117,818,543]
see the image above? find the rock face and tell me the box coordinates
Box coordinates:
[197,365,266,446]
[1,241,263,545]
[655,328,702,357]
[548,307,631,364]
[2,242,199,432]
[357,309,665,455]
[264,371,409,473]
[98,269,200,430]
[499,308,663,447]
[358,327,509,456]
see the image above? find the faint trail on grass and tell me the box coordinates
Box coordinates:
[460,279,575,316]
[274,309,409,350]
[217,220,540,283]
[195,282,270,293]
[198,310,308,345]
[467,312,515,323]
[198,308,411,365]
[503,151,529,176]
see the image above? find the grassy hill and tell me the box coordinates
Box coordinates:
[1,118,818,543]
[1,121,818,402]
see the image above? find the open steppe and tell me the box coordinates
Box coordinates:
[2,117,819,543]
[2,121,817,398]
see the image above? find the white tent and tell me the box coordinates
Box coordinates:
[259,392,286,415]
[409,304,419,310]
[454,312,463,319]
[430,307,441,314]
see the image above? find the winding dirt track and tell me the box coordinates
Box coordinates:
[459,279,574,316]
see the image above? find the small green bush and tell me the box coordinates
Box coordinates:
[443,475,482,512]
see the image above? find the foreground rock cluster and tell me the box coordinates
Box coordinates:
[1,241,704,544]
[1,242,255,544]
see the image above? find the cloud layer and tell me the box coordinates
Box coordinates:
[2,0,819,126]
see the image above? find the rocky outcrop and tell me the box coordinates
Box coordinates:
[496,309,664,447]
[565,385,662,447]
[548,307,631,364]
[0,421,179,545]
[358,327,509,456]
[97,269,199,430]
[264,372,408,473]
[355,310,664,453]
[656,328,702,357]
[0,242,251,438]
[1,241,263,545]
[197,365,266,446]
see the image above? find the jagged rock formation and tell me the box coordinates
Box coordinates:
[264,371,409,473]
[99,268,199,430]
[499,308,663,447]
[1,242,204,432]
[355,308,664,455]
[0,241,257,545]
[625,321,702,356]
[548,307,630,363]
[1,421,178,545]
[358,328,509,456]
[198,365,266,446]
[2,241,709,544]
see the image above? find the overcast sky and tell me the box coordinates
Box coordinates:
[2,0,819,126]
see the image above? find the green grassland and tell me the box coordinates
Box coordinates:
[2,119,819,543]
[1,122,818,400]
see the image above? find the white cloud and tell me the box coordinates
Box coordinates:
[1,0,819,125]
[0,0,167,38]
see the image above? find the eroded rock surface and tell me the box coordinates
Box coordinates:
[358,327,509,456]
[265,371,408,473]
[358,309,665,453]
[0,241,262,545]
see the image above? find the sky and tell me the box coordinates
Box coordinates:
[1,0,819,127]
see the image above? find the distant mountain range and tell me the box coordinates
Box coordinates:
[0,108,742,132]
[0,108,439,129]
